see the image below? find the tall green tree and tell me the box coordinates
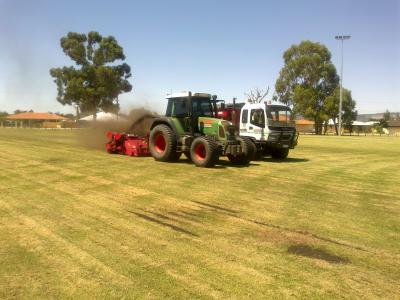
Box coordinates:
[325,87,357,135]
[378,109,391,129]
[50,32,132,120]
[274,40,339,134]
[0,111,8,127]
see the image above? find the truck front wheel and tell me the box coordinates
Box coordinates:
[190,137,219,167]
[227,137,255,164]
[271,148,289,159]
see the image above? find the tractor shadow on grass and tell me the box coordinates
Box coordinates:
[192,200,368,253]
[258,157,309,163]
[175,158,260,169]
[127,210,199,237]
[287,244,350,264]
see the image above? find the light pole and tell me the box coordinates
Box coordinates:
[335,35,351,136]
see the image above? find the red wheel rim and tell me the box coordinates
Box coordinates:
[194,143,206,160]
[154,133,166,153]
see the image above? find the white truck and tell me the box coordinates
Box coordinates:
[217,101,298,159]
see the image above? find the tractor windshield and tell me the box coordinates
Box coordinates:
[192,97,214,117]
[266,105,295,127]
[166,96,214,118]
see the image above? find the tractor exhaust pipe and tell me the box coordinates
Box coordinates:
[212,95,218,118]
[188,91,195,135]
[232,97,237,130]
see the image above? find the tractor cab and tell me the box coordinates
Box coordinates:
[165,92,218,134]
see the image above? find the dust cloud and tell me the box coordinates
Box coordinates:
[76,108,158,150]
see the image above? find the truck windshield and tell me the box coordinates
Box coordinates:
[266,105,295,127]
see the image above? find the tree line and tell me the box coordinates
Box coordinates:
[50,32,360,134]
[273,40,357,135]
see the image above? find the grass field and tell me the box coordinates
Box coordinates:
[0,128,399,299]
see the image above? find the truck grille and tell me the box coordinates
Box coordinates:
[281,132,293,141]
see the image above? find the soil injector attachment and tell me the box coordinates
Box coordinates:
[106,131,150,156]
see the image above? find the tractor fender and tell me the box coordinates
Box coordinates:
[150,117,179,142]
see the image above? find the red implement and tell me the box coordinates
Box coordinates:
[106,131,150,156]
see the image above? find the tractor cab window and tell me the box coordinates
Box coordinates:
[250,109,265,128]
[166,98,188,117]
[192,97,213,117]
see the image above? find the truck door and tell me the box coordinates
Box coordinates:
[240,109,249,135]
[245,108,265,140]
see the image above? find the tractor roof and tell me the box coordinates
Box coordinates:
[166,92,212,99]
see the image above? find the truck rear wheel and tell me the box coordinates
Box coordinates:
[190,136,219,167]
[227,136,256,164]
[271,148,289,159]
[149,124,179,161]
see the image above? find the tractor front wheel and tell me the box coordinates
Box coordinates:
[149,124,179,161]
[190,137,219,167]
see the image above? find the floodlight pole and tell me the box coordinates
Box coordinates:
[335,35,351,136]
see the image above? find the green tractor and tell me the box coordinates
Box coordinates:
[149,92,255,167]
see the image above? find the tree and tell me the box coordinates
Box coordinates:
[14,109,27,114]
[0,111,8,127]
[379,109,391,129]
[50,31,132,120]
[245,86,270,103]
[325,87,357,135]
[274,40,339,134]
[383,109,391,121]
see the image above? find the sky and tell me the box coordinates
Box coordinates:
[0,0,399,115]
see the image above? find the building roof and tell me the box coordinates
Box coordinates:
[296,119,314,125]
[388,120,400,127]
[6,112,67,120]
[79,112,128,121]
[327,119,378,126]
[352,121,378,126]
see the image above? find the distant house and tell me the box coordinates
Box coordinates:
[325,120,378,134]
[295,119,314,133]
[351,121,379,134]
[388,120,400,136]
[6,112,68,128]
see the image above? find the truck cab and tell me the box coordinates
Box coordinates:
[239,102,298,157]
[215,100,298,159]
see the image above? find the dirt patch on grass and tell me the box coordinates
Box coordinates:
[261,229,313,245]
[261,230,350,264]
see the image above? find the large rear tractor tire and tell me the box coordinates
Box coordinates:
[227,136,256,164]
[271,148,289,159]
[149,124,179,162]
[190,136,219,168]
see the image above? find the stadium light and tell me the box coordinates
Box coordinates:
[335,35,351,136]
